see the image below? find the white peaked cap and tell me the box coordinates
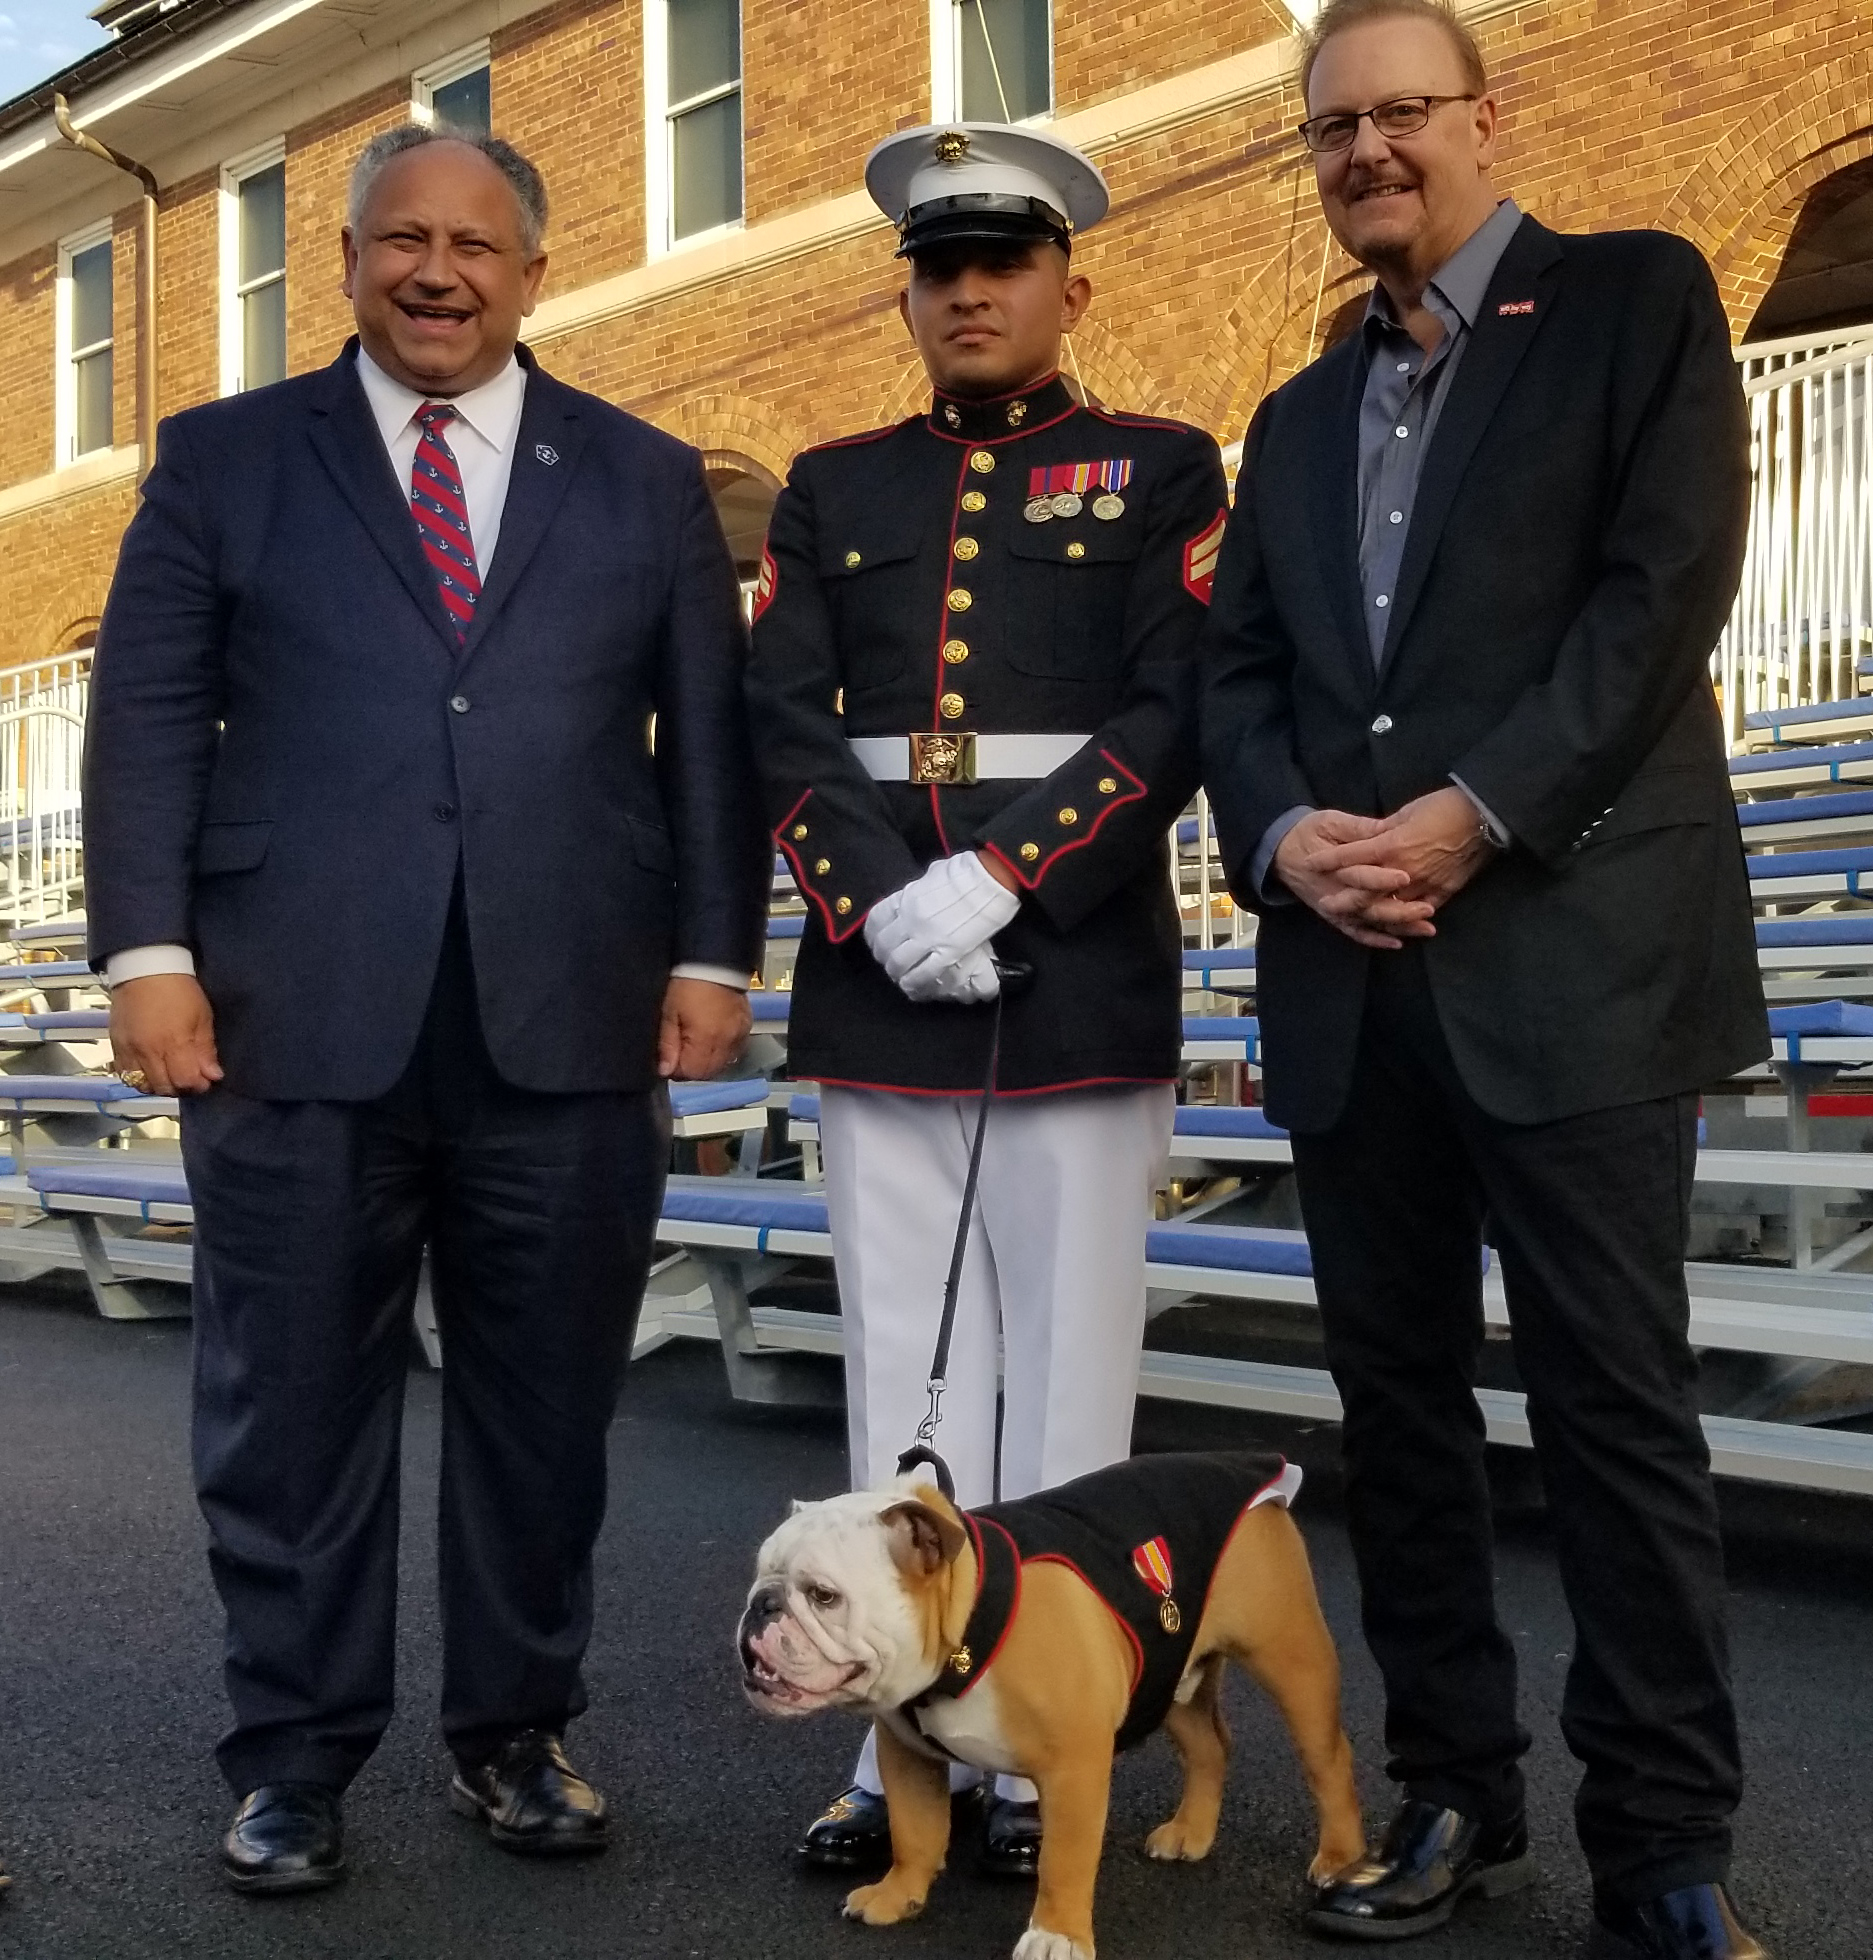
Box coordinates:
[864,122,1110,255]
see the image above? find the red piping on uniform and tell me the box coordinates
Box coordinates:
[803,422,909,455]
[990,748,1147,891]
[1024,1553,1145,1696]
[1086,403,1199,435]
[930,785,953,854]
[813,1072,1175,1099]
[932,450,972,729]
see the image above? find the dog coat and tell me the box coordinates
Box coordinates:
[909,1451,1300,1752]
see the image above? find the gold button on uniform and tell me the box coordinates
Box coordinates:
[1019,842,1040,861]
[835,897,853,915]
[1066,541,1086,560]
[1098,777,1118,794]
[792,824,809,839]
[943,639,969,664]
[815,858,831,874]
[961,491,987,513]
[1058,807,1078,825]
[953,536,979,561]
[947,588,973,612]
[969,451,996,474]
[939,692,966,719]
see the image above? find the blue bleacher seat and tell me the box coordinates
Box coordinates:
[1730,741,1873,786]
[767,916,805,939]
[23,1010,108,1032]
[0,960,94,985]
[1145,1222,1313,1276]
[660,1182,830,1234]
[668,1079,770,1118]
[1766,1001,1873,1037]
[1746,847,1873,892]
[0,1075,151,1105]
[1183,947,1256,972]
[749,991,792,1024]
[1756,917,1873,947]
[1744,698,1873,733]
[27,1165,191,1209]
[1173,1105,1288,1140]
[1736,790,1873,829]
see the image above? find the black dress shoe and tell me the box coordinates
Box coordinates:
[221,1784,345,1895]
[1306,1798,1534,1941]
[980,1794,1042,1880]
[798,1785,892,1872]
[1588,1884,1768,1959]
[448,1730,609,1856]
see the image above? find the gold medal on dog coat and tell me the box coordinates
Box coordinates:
[1133,1535,1181,1635]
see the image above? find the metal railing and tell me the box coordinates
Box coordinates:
[0,652,91,930]
[1717,325,1873,742]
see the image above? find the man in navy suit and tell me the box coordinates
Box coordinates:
[84,126,768,1892]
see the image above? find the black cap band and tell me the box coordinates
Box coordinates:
[897,191,1072,259]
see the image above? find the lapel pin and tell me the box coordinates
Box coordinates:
[535,443,559,465]
[1497,299,1536,317]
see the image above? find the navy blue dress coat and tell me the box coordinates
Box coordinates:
[84,340,770,1101]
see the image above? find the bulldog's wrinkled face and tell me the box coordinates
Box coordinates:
[739,1479,966,1718]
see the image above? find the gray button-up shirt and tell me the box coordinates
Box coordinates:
[1249,198,1524,897]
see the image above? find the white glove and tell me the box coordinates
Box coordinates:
[863,853,1020,1004]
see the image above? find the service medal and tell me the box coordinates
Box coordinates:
[1050,491,1083,518]
[1093,494,1126,521]
[1024,497,1055,524]
[1159,1598,1181,1635]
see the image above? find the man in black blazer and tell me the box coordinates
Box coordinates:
[1201,4,1769,1955]
[85,127,768,1891]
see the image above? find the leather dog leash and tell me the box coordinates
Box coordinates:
[895,959,1032,1504]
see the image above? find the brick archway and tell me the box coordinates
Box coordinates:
[1656,53,1873,337]
[656,393,802,484]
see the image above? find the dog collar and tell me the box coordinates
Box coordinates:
[912,1511,1021,1707]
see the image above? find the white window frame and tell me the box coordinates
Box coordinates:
[54,218,114,470]
[643,0,744,261]
[218,137,287,399]
[412,40,491,126]
[931,0,1054,123]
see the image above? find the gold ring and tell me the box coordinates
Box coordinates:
[116,1068,150,1092]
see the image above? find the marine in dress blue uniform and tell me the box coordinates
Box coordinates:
[744,122,1228,1869]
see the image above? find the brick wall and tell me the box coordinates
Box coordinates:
[3,0,1873,666]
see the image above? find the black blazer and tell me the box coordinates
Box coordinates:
[84,342,770,1101]
[1201,215,1769,1131]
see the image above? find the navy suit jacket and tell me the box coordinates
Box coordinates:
[84,341,770,1100]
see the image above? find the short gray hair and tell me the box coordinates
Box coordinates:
[347,124,549,255]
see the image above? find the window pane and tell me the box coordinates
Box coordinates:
[432,65,491,135]
[238,162,286,284]
[75,347,112,455]
[959,0,1050,122]
[70,240,111,352]
[672,89,741,239]
[243,277,287,390]
[669,0,738,105]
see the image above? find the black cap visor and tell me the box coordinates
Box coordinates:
[897,192,1071,260]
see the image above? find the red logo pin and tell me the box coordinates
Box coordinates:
[1497,299,1536,317]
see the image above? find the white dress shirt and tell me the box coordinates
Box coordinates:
[106,347,748,995]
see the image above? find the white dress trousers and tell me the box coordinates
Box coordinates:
[820,1080,1175,1801]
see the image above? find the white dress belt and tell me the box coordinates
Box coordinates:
[848,733,1091,781]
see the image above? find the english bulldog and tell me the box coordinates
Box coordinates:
[739,1449,1365,1960]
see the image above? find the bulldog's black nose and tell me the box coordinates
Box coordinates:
[739,1584,784,1667]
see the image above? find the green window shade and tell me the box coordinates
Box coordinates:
[236,162,287,391]
[70,240,111,355]
[669,0,738,104]
[432,66,490,135]
[959,0,1051,122]
[672,91,742,240]
[243,277,287,391]
[238,162,284,285]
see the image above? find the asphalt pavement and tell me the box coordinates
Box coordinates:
[0,1281,1868,1960]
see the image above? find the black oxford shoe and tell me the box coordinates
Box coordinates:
[980,1794,1042,1880]
[1306,1798,1535,1940]
[448,1730,610,1855]
[1589,1884,1769,1959]
[221,1783,345,1895]
[798,1785,892,1872]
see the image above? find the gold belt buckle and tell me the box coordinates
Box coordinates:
[909,731,977,786]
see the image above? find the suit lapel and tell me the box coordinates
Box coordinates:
[1379,216,1565,670]
[461,359,587,658]
[305,345,459,656]
[1310,336,1376,694]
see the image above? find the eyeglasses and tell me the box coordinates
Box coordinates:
[1297,94,1479,154]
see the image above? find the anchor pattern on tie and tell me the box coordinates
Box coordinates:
[412,403,481,640]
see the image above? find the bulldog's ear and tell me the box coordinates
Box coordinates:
[880,1498,967,1576]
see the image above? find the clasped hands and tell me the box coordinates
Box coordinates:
[865,851,1021,1004]
[1273,785,1498,950]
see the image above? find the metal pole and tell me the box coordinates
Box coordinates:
[52,93,158,484]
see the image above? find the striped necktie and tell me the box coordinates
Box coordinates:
[411,402,481,640]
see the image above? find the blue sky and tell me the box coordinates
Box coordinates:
[0,0,112,106]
